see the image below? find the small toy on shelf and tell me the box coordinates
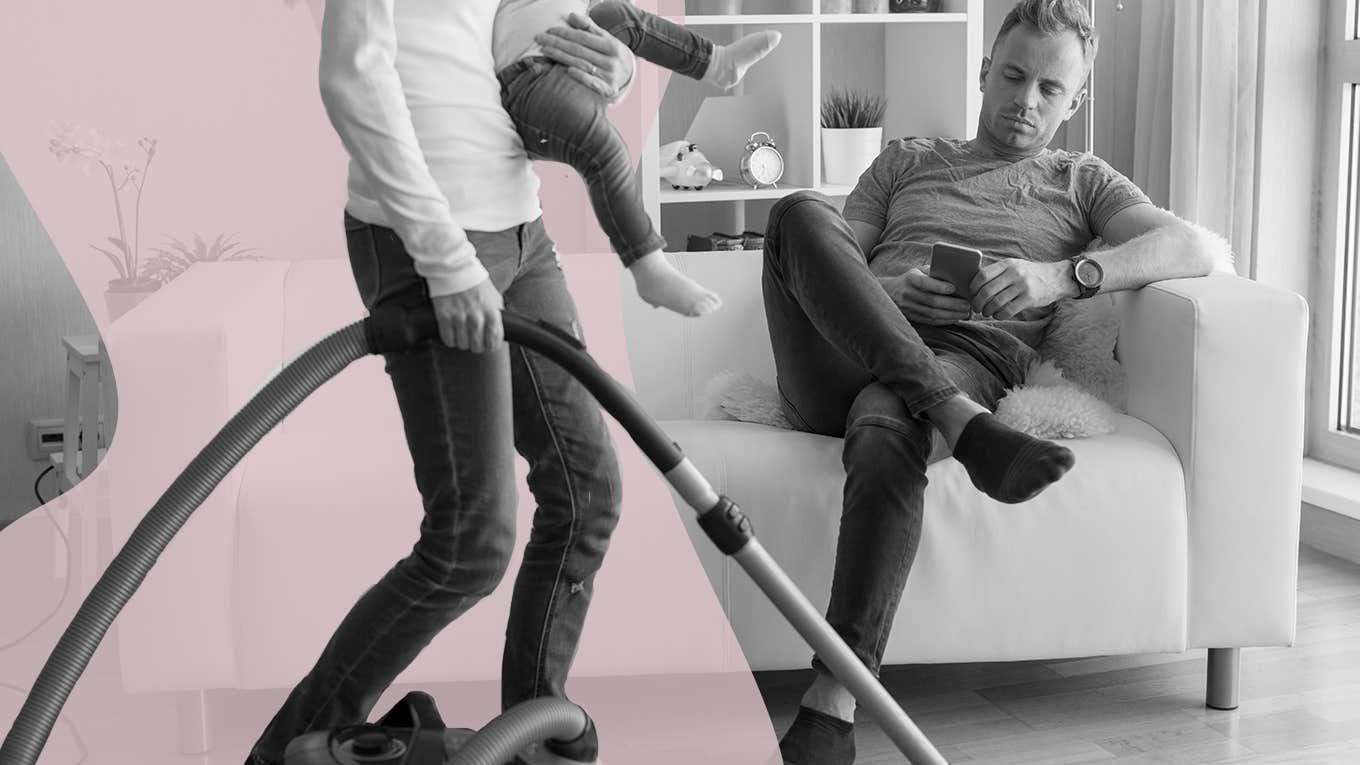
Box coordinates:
[659,140,725,190]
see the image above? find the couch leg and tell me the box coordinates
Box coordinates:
[1206,648,1240,710]
[177,689,213,754]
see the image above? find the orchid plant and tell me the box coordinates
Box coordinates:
[48,123,159,287]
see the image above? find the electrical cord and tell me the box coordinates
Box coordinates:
[33,466,56,506]
[7,468,73,652]
[2,467,84,763]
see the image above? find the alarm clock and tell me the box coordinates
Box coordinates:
[739,132,784,188]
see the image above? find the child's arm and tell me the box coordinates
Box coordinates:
[318,0,488,299]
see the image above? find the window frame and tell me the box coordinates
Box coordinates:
[1312,0,1360,469]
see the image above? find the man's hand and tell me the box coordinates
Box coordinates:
[536,12,635,101]
[881,268,974,325]
[432,278,505,353]
[969,259,1075,320]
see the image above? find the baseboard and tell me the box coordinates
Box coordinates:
[1301,502,1360,565]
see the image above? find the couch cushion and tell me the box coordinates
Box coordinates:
[661,414,1188,669]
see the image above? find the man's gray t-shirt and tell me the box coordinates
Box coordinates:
[842,137,1151,346]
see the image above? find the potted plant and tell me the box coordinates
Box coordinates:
[48,123,162,320]
[141,233,260,286]
[821,89,887,186]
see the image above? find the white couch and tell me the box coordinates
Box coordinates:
[102,247,1306,732]
[619,251,1308,704]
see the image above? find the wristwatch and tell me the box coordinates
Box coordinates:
[1070,255,1104,299]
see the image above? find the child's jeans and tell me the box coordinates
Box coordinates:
[497,0,716,265]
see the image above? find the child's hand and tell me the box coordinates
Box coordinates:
[431,278,504,353]
[536,12,635,102]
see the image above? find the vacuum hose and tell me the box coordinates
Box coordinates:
[0,306,661,765]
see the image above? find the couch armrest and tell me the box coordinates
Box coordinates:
[1116,274,1307,648]
[104,261,291,691]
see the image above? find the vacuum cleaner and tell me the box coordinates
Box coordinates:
[0,305,948,765]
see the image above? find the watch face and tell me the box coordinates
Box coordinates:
[749,146,784,184]
[1076,259,1101,286]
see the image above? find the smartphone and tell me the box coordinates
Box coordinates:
[930,242,983,300]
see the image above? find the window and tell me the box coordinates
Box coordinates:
[1315,0,1360,467]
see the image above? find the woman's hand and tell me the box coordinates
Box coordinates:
[536,12,636,102]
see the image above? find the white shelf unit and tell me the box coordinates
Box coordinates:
[638,0,982,250]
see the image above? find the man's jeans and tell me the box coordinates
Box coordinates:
[497,0,713,265]
[761,191,1039,677]
[246,213,622,764]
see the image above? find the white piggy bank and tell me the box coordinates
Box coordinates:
[659,140,725,190]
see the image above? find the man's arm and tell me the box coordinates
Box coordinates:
[971,203,1227,319]
[1081,202,1225,293]
[319,0,501,351]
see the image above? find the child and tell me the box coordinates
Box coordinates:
[494,0,781,316]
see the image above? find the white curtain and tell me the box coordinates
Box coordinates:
[1131,0,1260,277]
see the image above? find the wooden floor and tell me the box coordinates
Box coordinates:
[755,545,1360,764]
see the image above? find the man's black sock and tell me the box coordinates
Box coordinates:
[952,413,1075,504]
[778,706,855,765]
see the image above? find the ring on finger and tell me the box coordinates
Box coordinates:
[588,63,597,77]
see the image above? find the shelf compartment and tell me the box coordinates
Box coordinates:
[816,183,856,197]
[817,12,966,23]
[666,14,815,25]
[660,183,804,204]
[665,12,966,24]
[659,182,859,203]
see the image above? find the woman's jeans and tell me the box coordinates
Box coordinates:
[497,0,715,265]
[246,213,622,764]
[761,191,1039,678]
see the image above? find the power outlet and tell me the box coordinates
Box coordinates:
[27,418,107,461]
[27,419,63,460]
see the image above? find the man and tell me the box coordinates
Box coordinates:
[767,2,1221,763]
[245,3,638,764]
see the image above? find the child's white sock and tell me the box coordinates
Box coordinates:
[701,30,782,90]
[629,251,721,317]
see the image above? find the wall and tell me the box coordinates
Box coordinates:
[0,153,99,525]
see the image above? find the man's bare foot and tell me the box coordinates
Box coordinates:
[630,251,721,317]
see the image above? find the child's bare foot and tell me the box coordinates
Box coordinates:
[702,30,782,90]
[630,252,721,317]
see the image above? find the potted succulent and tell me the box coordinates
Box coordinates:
[141,233,260,286]
[820,89,887,186]
[48,123,162,320]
